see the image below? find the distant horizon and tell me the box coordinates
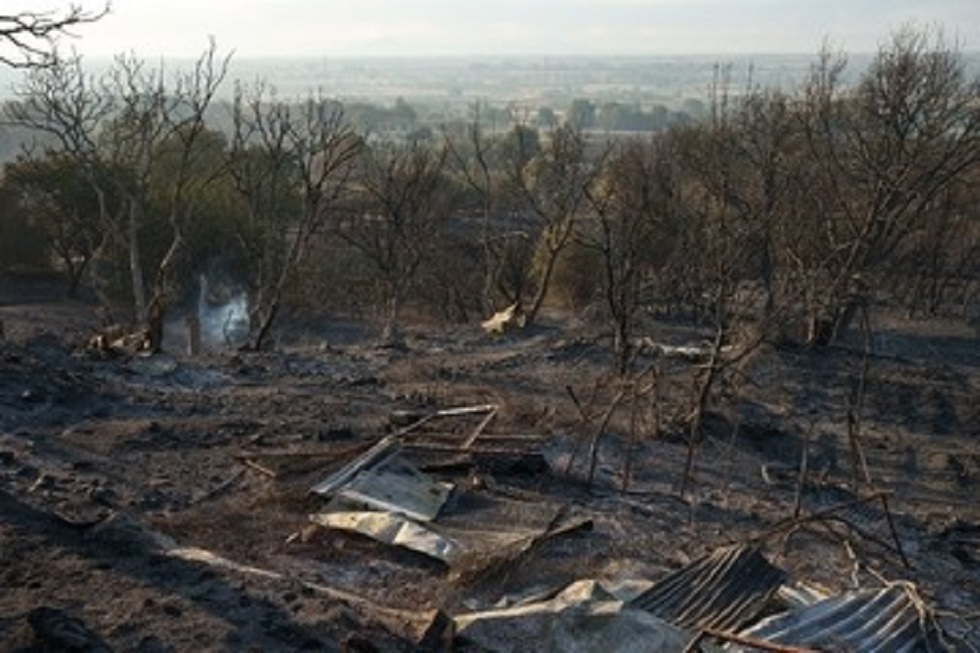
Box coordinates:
[59,45,980,64]
[79,51,873,61]
[2,1,977,107]
[3,49,977,105]
[64,48,980,66]
[2,1,977,62]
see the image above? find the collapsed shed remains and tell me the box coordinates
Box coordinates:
[243,400,957,651]
[307,406,585,568]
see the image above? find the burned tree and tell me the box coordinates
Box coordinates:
[230,87,362,350]
[6,52,126,317]
[335,138,454,342]
[503,123,601,324]
[8,43,232,348]
[795,29,980,343]
[0,153,107,296]
[890,175,980,317]
[443,105,522,315]
[582,137,676,374]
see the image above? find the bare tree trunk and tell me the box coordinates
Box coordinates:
[525,234,566,324]
[146,295,164,353]
[252,298,280,351]
[831,296,864,345]
[525,267,553,325]
[381,291,401,344]
[64,256,90,298]
[481,237,504,314]
[681,325,726,495]
[613,325,630,376]
[127,202,147,322]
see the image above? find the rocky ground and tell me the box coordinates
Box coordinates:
[1,276,978,652]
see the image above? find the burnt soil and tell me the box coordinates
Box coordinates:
[1,276,978,652]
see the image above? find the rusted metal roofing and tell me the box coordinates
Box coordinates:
[628,545,787,631]
[737,582,946,652]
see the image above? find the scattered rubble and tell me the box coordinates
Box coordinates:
[482,303,527,335]
[86,324,155,356]
[305,419,587,573]
[293,407,954,650]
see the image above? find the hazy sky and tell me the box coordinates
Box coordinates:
[19,1,980,59]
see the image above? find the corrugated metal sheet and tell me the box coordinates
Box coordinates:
[737,582,944,653]
[628,545,787,631]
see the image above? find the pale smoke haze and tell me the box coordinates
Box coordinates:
[197,276,249,351]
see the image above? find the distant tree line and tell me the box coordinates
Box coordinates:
[565,97,703,132]
[0,27,976,360]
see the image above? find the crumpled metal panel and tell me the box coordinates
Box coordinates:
[310,436,453,522]
[309,511,460,562]
[338,454,453,522]
[737,582,944,653]
[629,545,787,631]
[456,579,692,653]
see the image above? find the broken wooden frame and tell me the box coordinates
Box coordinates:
[304,403,582,580]
[310,470,590,575]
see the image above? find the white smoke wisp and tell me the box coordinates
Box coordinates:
[198,274,250,350]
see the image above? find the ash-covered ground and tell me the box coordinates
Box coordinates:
[1,277,978,651]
